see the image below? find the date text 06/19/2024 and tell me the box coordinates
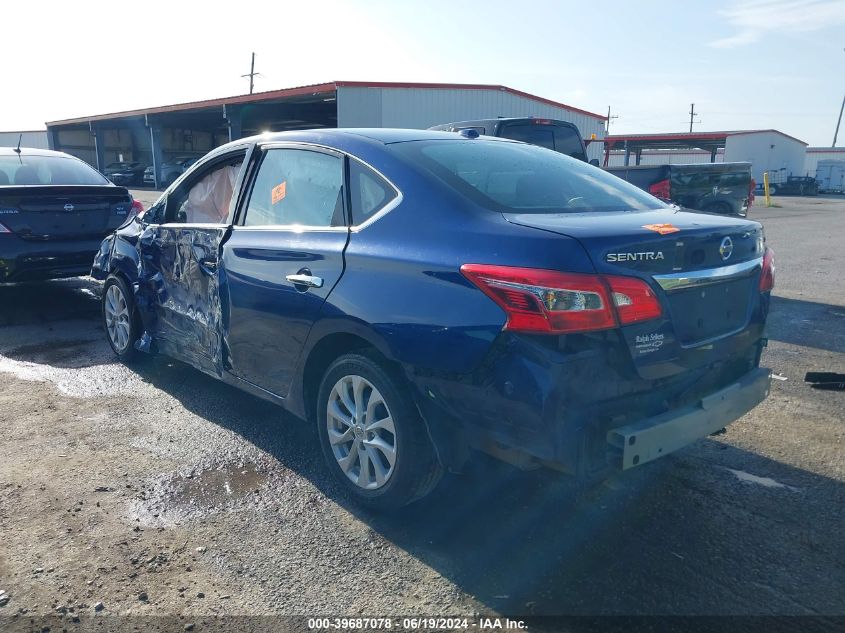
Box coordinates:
[307,617,528,630]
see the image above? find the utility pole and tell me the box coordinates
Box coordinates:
[241,52,259,94]
[833,49,845,147]
[606,106,619,134]
[834,94,845,147]
[688,103,699,133]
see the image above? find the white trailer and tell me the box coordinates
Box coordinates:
[816,160,845,193]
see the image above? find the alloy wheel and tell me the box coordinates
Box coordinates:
[326,375,397,490]
[104,284,131,352]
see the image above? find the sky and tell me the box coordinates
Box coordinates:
[2,0,843,146]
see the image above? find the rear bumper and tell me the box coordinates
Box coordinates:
[607,367,771,470]
[0,235,104,282]
[411,324,768,475]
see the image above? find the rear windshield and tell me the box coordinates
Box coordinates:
[0,155,109,186]
[498,123,587,160]
[392,140,665,214]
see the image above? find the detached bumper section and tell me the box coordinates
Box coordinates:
[607,367,771,470]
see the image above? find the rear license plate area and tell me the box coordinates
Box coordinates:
[667,277,753,345]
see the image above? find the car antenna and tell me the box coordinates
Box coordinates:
[13,133,22,154]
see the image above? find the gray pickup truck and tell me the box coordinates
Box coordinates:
[605,163,755,217]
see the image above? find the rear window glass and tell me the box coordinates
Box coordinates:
[498,124,587,160]
[392,140,665,214]
[0,155,109,186]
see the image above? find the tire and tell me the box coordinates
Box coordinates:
[316,350,443,509]
[102,275,141,361]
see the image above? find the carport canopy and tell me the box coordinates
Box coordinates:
[46,82,339,188]
[603,131,733,166]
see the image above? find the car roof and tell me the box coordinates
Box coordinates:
[279,128,488,144]
[203,128,516,162]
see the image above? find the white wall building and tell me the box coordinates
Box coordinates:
[0,130,49,150]
[804,147,845,175]
[722,130,807,184]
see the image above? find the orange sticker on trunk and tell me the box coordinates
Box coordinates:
[271,181,287,205]
[642,223,681,235]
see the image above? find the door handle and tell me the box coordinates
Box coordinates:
[286,273,324,288]
[198,257,218,275]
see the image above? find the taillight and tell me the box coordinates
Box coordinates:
[759,248,775,291]
[606,275,663,324]
[648,178,671,201]
[748,179,756,206]
[129,199,144,220]
[460,264,662,334]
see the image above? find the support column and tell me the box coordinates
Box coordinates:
[710,148,718,163]
[91,123,105,172]
[146,116,163,190]
[47,126,60,151]
[224,105,243,142]
[623,141,631,166]
[635,149,643,166]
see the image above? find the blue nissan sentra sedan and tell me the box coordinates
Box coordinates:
[92,129,774,509]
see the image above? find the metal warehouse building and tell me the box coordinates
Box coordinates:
[0,130,49,150]
[45,81,607,188]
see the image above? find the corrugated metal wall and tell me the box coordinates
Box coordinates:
[605,150,724,167]
[724,132,806,183]
[804,148,845,175]
[0,130,49,150]
[337,86,606,161]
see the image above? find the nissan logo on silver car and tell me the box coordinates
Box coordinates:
[719,236,733,261]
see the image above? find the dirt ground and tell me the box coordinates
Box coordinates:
[0,195,842,631]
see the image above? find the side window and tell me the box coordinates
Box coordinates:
[243,149,344,227]
[166,156,244,224]
[349,160,398,226]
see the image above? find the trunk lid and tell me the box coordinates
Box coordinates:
[504,208,766,376]
[0,185,132,240]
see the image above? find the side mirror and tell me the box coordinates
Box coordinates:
[589,159,600,167]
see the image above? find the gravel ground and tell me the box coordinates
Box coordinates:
[0,195,842,629]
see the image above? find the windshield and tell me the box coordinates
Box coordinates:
[0,154,110,186]
[393,140,666,214]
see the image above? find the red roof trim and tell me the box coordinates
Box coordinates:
[46,80,606,127]
[606,129,807,145]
